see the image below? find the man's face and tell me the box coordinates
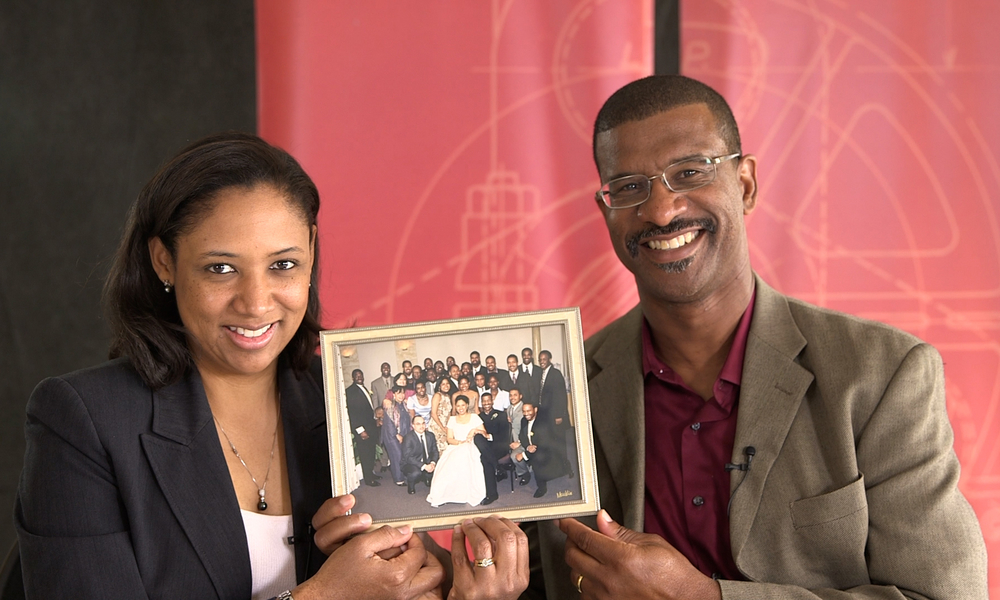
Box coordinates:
[475,373,486,388]
[507,356,518,372]
[412,415,426,433]
[509,389,521,405]
[435,361,445,375]
[380,362,391,377]
[426,370,437,382]
[411,366,423,380]
[594,103,758,305]
[449,365,460,379]
[522,349,533,365]
[461,362,472,376]
[470,352,481,367]
[374,407,384,423]
[539,353,550,369]
[446,356,456,368]
[402,361,412,376]
[523,403,536,421]
[352,370,364,385]
[415,382,427,397]
[424,358,433,371]
[485,356,496,371]
[481,396,493,413]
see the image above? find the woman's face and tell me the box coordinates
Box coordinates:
[458,378,470,391]
[395,374,407,387]
[438,379,451,394]
[455,400,468,415]
[149,185,314,380]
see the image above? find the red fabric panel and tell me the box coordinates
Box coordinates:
[683,1,1000,593]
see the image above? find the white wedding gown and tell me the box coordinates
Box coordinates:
[426,414,487,507]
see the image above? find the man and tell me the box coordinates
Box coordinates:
[445,356,456,370]
[474,372,489,399]
[434,360,446,377]
[518,347,541,405]
[487,374,510,411]
[370,362,393,409]
[400,415,439,495]
[483,354,501,380]
[533,75,987,599]
[518,401,560,499]
[473,394,509,506]
[410,365,424,388]
[400,360,413,381]
[424,368,438,395]
[448,364,461,389]
[469,350,486,380]
[372,405,389,473]
[423,357,434,373]
[497,354,520,391]
[460,362,473,379]
[506,387,530,485]
[538,350,572,478]
[344,369,380,487]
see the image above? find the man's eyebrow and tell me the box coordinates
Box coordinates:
[603,153,710,181]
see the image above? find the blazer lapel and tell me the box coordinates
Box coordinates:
[140,370,249,599]
[728,277,814,561]
[280,362,331,580]
[587,306,646,530]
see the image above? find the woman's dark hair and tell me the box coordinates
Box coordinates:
[436,378,453,396]
[104,131,322,389]
[453,395,469,406]
[457,375,471,387]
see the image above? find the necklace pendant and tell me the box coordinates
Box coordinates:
[257,490,267,512]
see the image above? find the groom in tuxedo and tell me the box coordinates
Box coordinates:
[400,415,439,494]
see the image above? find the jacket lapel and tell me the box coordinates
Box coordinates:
[728,277,814,561]
[587,306,646,530]
[280,361,331,580]
[140,369,250,599]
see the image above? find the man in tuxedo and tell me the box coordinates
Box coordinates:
[469,351,486,380]
[519,401,560,498]
[400,415,438,494]
[401,360,413,382]
[474,394,510,506]
[345,369,380,486]
[518,347,542,405]
[474,372,489,399]
[498,354,520,391]
[370,362,393,409]
[538,350,573,478]
[506,387,530,485]
[483,354,501,382]
[424,368,438,395]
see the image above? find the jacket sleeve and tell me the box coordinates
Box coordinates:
[16,376,151,599]
[719,343,987,600]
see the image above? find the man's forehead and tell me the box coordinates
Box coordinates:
[595,103,723,176]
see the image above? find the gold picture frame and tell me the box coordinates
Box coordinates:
[320,307,599,532]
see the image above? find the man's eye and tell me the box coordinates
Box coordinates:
[208,264,236,274]
[271,260,297,270]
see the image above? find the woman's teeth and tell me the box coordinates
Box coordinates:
[228,324,271,338]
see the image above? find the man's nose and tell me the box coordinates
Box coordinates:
[636,176,687,225]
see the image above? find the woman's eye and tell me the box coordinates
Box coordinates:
[208,264,236,274]
[271,259,297,270]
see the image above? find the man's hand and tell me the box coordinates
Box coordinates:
[558,510,721,600]
[311,495,372,555]
[526,445,537,453]
[555,418,563,425]
[360,431,370,440]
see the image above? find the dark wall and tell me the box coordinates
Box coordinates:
[0,0,256,554]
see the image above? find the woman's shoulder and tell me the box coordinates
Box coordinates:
[31,358,148,406]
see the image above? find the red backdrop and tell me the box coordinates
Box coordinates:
[257,0,998,591]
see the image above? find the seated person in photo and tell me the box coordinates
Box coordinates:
[474,393,511,506]
[381,387,412,486]
[426,395,488,507]
[400,415,439,495]
[506,388,530,484]
[518,401,562,498]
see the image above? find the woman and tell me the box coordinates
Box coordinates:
[15,133,526,599]
[429,376,454,456]
[381,387,412,486]
[456,375,481,414]
[406,381,433,423]
[384,372,414,402]
[426,395,488,507]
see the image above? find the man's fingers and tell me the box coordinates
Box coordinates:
[311,494,356,529]
[560,517,620,565]
[355,524,415,558]
[313,511,372,553]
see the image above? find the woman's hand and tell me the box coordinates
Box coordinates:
[311,495,372,555]
[293,524,445,600]
[448,517,529,600]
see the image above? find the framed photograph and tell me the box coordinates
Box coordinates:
[320,308,599,532]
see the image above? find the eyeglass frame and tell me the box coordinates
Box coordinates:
[595,152,742,209]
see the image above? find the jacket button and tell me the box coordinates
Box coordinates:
[690,422,701,431]
[692,495,705,506]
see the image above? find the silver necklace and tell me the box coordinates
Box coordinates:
[215,417,279,511]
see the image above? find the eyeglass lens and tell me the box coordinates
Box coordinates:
[603,157,719,207]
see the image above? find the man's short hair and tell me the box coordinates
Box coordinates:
[352,369,362,377]
[593,75,742,169]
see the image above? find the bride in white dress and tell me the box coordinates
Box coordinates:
[426,394,487,507]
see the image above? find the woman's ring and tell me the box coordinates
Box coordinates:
[474,557,495,568]
[575,574,584,593]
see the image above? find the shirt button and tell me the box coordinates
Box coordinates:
[692,495,705,506]
[690,422,701,431]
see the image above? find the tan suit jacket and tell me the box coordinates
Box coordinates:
[532,275,987,599]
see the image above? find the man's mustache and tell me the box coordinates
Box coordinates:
[625,218,717,257]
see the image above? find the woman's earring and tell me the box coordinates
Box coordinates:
[163,280,173,293]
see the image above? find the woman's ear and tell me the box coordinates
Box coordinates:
[148,237,175,284]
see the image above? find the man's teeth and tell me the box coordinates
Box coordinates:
[646,231,697,250]
[228,324,271,338]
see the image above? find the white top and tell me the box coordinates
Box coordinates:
[241,509,296,600]
[407,395,433,422]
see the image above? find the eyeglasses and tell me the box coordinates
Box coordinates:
[596,153,741,209]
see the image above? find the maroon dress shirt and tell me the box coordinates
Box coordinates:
[641,293,755,581]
